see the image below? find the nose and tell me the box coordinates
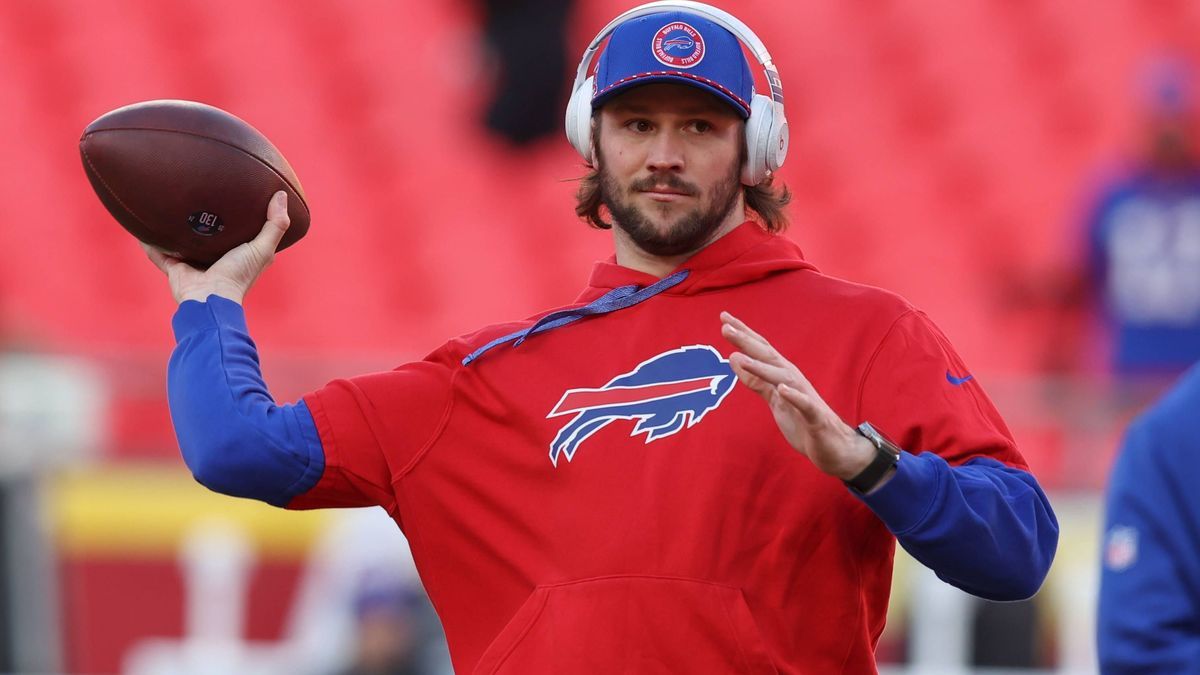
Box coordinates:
[644,129,685,174]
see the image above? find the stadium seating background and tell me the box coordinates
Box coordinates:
[2,0,1199,672]
[5,0,1197,484]
[3,0,1194,362]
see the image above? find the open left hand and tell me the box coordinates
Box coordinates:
[720,311,877,482]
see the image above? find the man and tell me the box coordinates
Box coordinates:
[1083,58,1200,376]
[1097,362,1200,673]
[147,4,1058,672]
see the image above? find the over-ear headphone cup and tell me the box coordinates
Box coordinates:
[742,94,774,186]
[565,76,596,162]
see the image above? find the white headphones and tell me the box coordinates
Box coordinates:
[564,0,789,186]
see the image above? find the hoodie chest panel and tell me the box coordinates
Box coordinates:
[396,269,901,673]
[404,294,869,576]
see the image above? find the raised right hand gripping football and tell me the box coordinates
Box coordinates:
[143,191,291,305]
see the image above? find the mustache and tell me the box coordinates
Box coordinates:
[629,175,699,196]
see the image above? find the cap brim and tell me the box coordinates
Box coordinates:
[592,73,752,119]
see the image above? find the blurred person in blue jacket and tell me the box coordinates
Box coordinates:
[1098,361,1200,672]
[1084,58,1200,377]
[281,508,451,675]
[334,572,433,675]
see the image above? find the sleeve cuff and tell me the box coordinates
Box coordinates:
[856,450,943,534]
[172,294,248,342]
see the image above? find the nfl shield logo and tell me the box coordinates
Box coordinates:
[1104,525,1138,572]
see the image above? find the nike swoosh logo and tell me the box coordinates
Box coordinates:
[946,371,974,386]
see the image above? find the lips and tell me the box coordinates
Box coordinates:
[641,189,691,203]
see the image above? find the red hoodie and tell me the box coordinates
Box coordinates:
[295,222,1038,674]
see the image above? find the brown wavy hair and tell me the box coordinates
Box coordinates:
[574,118,792,232]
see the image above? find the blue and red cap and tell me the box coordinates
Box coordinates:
[591,10,754,119]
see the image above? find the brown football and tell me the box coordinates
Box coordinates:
[79,99,310,267]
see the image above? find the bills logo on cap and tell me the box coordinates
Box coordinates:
[652,22,705,69]
[546,345,735,466]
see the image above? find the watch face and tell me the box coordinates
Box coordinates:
[857,422,882,446]
[847,422,901,494]
[857,422,900,459]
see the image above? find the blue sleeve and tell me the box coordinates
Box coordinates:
[858,451,1058,601]
[168,295,325,507]
[1097,418,1200,673]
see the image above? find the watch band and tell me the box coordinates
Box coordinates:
[845,422,901,494]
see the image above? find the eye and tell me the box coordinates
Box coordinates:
[626,119,653,133]
[688,120,714,133]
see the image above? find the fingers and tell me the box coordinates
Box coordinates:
[721,322,777,364]
[720,311,769,344]
[141,241,167,271]
[720,312,783,365]
[776,383,824,425]
[721,311,818,394]
[141,241,181,274]
[729,352,790,389]
[728,353,775,397]
[251,191,291,255]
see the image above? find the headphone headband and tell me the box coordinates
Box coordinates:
[565,1,789,186]
[571,1,783,105]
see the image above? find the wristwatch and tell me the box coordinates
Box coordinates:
[844,422,901,494]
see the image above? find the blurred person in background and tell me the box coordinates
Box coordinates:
[478,0,576,146]
[1022,57,1200,391]
[334,572,434,675]
[144,3,1057,671]
[1076,57,1200,382]
[1097,361,1200,673]
[284,508,451,675]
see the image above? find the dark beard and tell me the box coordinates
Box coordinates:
[600,165,742,258]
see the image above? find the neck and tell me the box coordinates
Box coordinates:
[613,207,748,278]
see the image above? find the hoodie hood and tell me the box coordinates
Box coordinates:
[460,222,818,366]
[579,221,817,302]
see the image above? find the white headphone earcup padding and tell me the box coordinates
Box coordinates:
[742,94,774,186]
[565,76,596,163]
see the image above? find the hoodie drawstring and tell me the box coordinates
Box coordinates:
[461,270,689,366]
